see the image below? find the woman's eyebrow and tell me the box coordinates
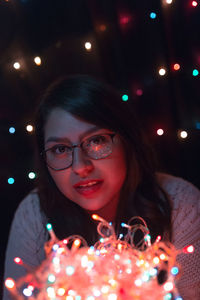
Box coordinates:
[45,126,101,144]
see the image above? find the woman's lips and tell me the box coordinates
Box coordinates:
[73,180,103,196]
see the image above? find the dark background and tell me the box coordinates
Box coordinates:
[1,0,200,295]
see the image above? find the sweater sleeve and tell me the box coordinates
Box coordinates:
[159,173,200,300]
[3,191,48,300]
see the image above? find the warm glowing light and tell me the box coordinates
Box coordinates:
[183,245,194,253]
[166,0,173,4]
[156,235,161,242]
[157,129,164,136]
[99,24,107,32]
[5,278,15,289]
[153,257,160,264]
[92,214,98,220]
[159,68,166,76]
[13,62,20,70]
[163,282,173,292]
[119,15,131,25]
[28,172,36,179]
[136,89,143,96]
[85,42,92,51]
[14,257,22,264]
[173,63,180,71]
[26,124,34,132]
[160,253,166,260]
[57,288,66,296]
[192,1,198,7]
[179,130,188,139]
[23,288,32,297]
[34,56,42,66]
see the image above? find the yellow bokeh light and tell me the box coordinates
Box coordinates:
[179,130,188,139]
[157,129,164,136]
[85,42,92,51]
[158,68,166,76]
[34,56,42,66]
[13,62,21,70]
[26,125,34,132]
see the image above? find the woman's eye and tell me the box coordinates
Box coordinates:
[52,145,70,154]
[90,135,106,145]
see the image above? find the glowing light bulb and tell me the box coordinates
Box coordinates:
[183,245,194,253]
[157,129,164,136]
[48,274,56,283]
[28,172,36,179]
[14,257,22,264]
[153,257,160,264]
[122,94,128,101]
[173,63,180,71]
[108,294,117,300]
[171,266,179,275]
[150,12,157,19]
[192,69,199,76]
[159,68,166,76]
[5,278,15,289]
[57,288,65,296]
[85,42,92,51]
[23,288,32,297]
[46,223,52,231]
[66,265,75,276]
[34,56,41,65]
[164,282,173,292]
[13,62,20,70]
[166,0,173,4]
[136,89,143,96]
[8,177,15,184]
[26,124,34,132]
[192,1,198,7]
[179,130,188,139]
[9,127,15,134]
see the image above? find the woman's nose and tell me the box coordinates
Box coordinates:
[72,147,94,177]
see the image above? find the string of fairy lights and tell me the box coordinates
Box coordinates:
[4,0,200,185]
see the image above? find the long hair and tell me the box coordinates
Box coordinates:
[34,74,172,244]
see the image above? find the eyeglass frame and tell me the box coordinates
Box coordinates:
[40,132,116,171]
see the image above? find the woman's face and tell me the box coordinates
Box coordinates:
[44,108,127,222]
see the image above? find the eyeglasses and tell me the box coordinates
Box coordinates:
[41,133,116,171]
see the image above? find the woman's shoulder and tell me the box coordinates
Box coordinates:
[12,189,47,237]
[156,172,200,209]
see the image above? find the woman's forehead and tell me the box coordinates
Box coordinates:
[44,108,108,144]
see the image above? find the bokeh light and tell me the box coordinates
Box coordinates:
[8,177,15,184]
[85,42,92,51]
[9,127,15,134]
[34,56,42,66]
[26,124,34,132]
[150,12,157,19]
[159,68,166,76]
[13,62,21,70]
[122,94,129,101]
[157,129,164,136]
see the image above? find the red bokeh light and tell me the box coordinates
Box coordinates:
[173,63,180,71]
[192,1,198,7]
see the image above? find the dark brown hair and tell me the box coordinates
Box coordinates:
[34,74,171,244]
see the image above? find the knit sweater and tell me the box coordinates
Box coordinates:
[3,173,200,300]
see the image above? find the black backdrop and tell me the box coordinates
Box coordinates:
[1,0,200,296]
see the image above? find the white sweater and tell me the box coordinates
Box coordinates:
[3,173,200,299]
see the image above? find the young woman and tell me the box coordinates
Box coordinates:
[3,75,200,299]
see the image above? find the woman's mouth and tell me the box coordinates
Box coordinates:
[73,180,103,196]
